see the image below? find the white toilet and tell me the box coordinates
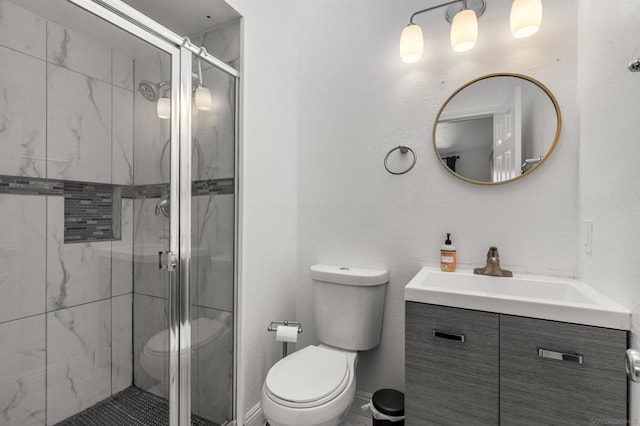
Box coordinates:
[140,313,231,397]
[262,264,389,426]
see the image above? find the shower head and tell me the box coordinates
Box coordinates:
[138,80,170,102]
[139,80,159,101]
[139,75,206,103]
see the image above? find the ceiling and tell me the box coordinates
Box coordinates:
[11,0,241,58]
[12,0,159,57]
[121,0,241,37]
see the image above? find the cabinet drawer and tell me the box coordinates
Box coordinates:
[405,302,499,425]
[500,315,627,425]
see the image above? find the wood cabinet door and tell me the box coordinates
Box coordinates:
[405,302,499,425]
[500,315,627,425]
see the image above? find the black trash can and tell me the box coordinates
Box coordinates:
[371,388,405,425]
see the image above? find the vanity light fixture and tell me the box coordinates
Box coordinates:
[149,62,213,119]
[510,0,542,38]
[195,60,212,111]
[450,7,478,52]
[157,95,171,120]
[400,0,543,63]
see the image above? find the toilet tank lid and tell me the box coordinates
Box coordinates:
[310,264,389,286]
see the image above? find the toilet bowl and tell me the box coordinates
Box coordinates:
[261,345,357,426]
[140,313,231,396]
[261,264,389,426]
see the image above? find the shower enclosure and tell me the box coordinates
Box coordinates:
[0,0,239,424]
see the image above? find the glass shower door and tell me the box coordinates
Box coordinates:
[188,52,238,425]
[0,0,181,424]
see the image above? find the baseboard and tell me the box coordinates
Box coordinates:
[350,390,373,416]
[244,402,266,426]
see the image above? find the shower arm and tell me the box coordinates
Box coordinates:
[156,75,202,98]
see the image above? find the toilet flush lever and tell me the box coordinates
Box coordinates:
[158,251,178,271]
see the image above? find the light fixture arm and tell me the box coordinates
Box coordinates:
[197,60,204,87]
[409,0,465,24]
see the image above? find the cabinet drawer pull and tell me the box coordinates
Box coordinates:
[537,347,583,364]
[433,329,465,342]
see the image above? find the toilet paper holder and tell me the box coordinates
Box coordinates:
[268,320,303,358]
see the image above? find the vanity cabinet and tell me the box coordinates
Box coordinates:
[405,302,628,426]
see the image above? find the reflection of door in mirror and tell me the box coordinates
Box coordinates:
[492,86,522,183]
[437,117,493,182]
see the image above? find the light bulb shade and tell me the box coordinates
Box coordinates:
[400,24,424,63]
[157,97,170,120]
[195,86,212,111]
[510,0,542,38]
[450,9,478,52]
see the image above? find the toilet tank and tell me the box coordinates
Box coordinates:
[311,264,389,351]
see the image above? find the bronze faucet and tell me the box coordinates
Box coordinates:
[474,246,513,277]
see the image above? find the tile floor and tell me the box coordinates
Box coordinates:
[340,412,372,426]
[56,386,217,426]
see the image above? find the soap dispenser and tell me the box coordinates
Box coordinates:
[440,233,456,272]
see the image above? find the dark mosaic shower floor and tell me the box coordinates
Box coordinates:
[56,386,218,426]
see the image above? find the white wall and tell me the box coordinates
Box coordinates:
[577,0,640,421]
[295,0,579,395]
[223,0,299,422]
[226,0,640,418]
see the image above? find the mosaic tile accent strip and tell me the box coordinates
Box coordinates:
[120,185,137,199]
[192,178,234,196]
[0,174,64,196]
[129,183,168,199]
[0,175,235,244]
[129,178,235,198]
[0,175,235,199]
[64,181,116,243]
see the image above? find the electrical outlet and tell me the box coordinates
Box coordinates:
[584,220,593,255]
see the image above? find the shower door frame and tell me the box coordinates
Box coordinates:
[65,1,241,425]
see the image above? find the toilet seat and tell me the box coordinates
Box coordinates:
[264,346,350,409]
[144,318,223,357]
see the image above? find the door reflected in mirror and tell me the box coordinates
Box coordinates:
[433,73,561,185]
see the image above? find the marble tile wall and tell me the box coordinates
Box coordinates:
[133,52,171,186]
[112,198,134,296]
[112,294,133,394]
[0,44,47,178]
[0,315,46,425]
[0,194,46,324]
[46,196,112,311]
[0,1,135,424]
[0,0,134,185]
[46,300,111,425]
[0,193,133,425]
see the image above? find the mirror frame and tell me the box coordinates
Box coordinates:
[432,72,562,185]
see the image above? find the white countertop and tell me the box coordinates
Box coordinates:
[405,267,630,330]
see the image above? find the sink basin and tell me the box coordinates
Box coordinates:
[405,267,630,330]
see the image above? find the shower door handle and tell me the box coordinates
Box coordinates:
[158,251,178,271]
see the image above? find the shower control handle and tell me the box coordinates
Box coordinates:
[158,251,178,271]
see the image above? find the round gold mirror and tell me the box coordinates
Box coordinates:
[433,73,561,185]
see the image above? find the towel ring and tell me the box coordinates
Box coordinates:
[384,145,416,175]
